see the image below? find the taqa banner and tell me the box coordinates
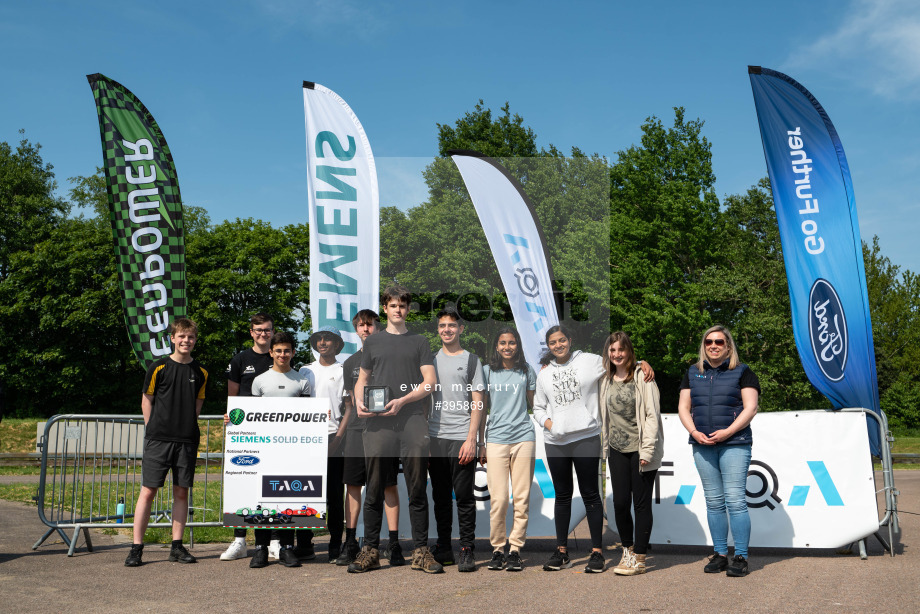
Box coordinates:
[87,74,187,370]
[303,82,379,359]
[449,152,559,371]
[749,66,882,455]
[360,417,590,539]
[606,412,878,548]
[223,397,329,529]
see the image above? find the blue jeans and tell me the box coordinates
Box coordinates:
[692,444,752,558]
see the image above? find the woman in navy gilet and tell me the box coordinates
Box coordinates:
[677,325,760,577]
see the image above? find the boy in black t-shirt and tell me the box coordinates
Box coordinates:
[349,286,442,574]
[226,312,275,398]
[125,318,208,567]
[221,313,275,561]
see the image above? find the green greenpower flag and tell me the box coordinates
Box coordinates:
[87,74,186,370]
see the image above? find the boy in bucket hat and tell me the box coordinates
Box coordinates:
[299,326,347,561]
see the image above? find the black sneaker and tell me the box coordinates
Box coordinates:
[542,548,572,571]
[279,546,302,568]
[335,541,360,567]
[384,540,406,567]
[726,555,749,577]
[168,543,197,564]
[487,550,506,570]
[584,550,605,573]
[458,546,476,572]
[704,553,728,573]
[124,544,143,567]
[505,550,523,572]
[250,546,269,568]
[293,540,316,561]
[328,543,341,564]
[431,543,455,566]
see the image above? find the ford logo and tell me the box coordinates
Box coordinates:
[230,455,260,466]
[808,279,847,382]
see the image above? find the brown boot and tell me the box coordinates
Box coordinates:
[346,546,380,573]
[410,546,444,574]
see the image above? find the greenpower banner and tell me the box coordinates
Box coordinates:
[87,74,186,370]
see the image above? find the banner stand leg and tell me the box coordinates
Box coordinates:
[840,408,899,557]
[858,539,867,560]
[873,531,891,554]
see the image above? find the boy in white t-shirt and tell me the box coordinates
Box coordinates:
[299,326,346,562]
[249,331,311,569]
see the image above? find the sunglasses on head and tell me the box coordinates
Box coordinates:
[704,338,726,347]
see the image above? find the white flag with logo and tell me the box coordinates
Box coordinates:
[303,82,379,359]
[449,151,558,369]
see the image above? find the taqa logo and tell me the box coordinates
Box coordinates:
[514,266,540,298]
[262,475,323,498]
[808,279,847,382]
[230,455,260,466]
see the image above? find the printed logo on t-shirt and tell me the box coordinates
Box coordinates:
[278,385,286,390]
[244,365,256,374]
[552,367,582,406]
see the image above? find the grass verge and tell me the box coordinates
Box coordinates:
[0,419,38,453]
[0,480,246,544]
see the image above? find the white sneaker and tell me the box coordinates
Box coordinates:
[220,539,248,561]
[268,539,281,560]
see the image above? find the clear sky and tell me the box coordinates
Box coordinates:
[2,0,918,274]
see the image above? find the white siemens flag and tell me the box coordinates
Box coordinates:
[303,82,379,359]
[450,152,558,369]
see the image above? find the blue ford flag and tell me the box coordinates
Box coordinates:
[749,66,882,455]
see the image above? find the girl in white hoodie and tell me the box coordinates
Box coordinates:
[532,325,607,573]
[534,326,655,573]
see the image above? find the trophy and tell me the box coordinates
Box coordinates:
[364,386,391,413]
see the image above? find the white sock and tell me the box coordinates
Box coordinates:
[234,536,245,545]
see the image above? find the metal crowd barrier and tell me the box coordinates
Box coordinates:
[839,407,900,559]
[33,414,225,556]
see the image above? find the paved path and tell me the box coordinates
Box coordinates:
[0,473,917,613]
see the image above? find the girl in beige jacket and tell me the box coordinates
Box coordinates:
[600,332,663,575]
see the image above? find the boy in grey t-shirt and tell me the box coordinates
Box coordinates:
[428,308,485,572]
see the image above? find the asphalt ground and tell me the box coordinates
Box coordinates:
[0,472,917,613]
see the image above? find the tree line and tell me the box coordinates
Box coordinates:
[1,103,918,430]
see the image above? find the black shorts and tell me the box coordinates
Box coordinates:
[142,439,197,488]
[342,429,399,487]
